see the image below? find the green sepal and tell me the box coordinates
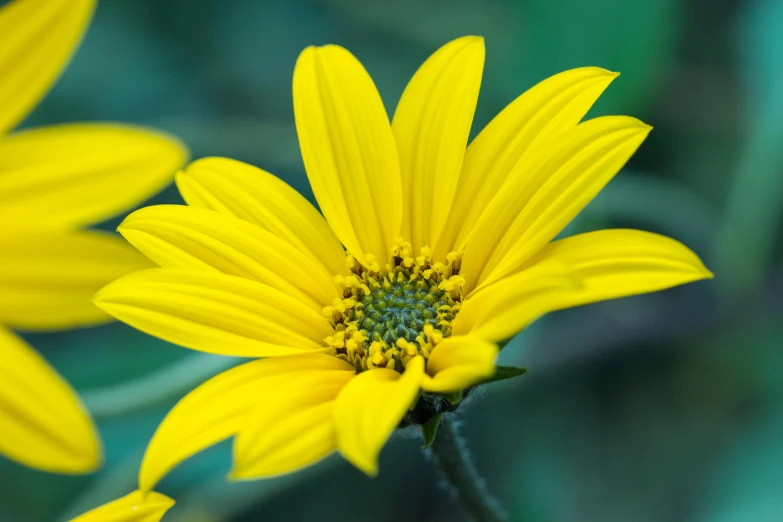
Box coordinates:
[441,390,463,406]
[481,365,527,385]
[421,412,444,449]
[496,338,513,350]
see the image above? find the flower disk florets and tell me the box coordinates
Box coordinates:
[324,239,464,374]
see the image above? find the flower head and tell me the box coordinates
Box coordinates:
[0,0,187,475]
[92,35,711,499]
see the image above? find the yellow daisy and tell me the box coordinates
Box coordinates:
[81,35,710,519]
[0,0,187,475]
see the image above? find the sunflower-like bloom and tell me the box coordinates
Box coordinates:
[0,0,187,476]
[80,35,711,520]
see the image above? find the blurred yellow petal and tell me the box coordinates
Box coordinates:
[69,490,174,522]
[0,325,101,473]
[139,354,349,491]
[522,228,713,309]
[231,365,354,480]
[462,116,651,292]
[434,67,619,258]
[94,269,333,358]
[176,157,347,277]
[0,230,152,330]
[0,124,188,228]
[293,45,402,266]
[453,260,580,342]
[334,357,424,476]
[420,336,497,393]
[0,0,95,134]
[392,36,484,252]
[119,205,338,312]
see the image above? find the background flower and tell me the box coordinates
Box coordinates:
[0,0,187,480]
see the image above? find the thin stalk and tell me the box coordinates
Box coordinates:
[429,416,507,522]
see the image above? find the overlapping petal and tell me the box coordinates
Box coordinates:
[0,0,95,135]
[392,35,484,252]
[456,230,712,342]
[176,157,347,277]
[119,205,337,311]
[0,325,101,474]
[69,490,174,522]
[453,261,581,342]
[520,228,713,309]
[0,124,188,228]
[139,354,349,491]
[333,357,424,476]
[420,336,498,393]
[293,44,402,266]
[232,363,354,480]
[94,269,333,358]
[0,230,152,330]
[434,67,619,258]
[462,116,652,292]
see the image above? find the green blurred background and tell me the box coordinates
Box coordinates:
[3,0,782,520]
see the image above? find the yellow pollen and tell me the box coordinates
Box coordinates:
[323,239,464,373]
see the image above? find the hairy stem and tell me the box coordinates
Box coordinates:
[429,416,507,522]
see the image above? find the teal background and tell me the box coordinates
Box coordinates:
[2,0,781,520]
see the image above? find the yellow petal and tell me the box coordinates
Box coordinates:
[462,116,652,292]
[420,336,498,393]
[333,357,424,476]
[69,490,174,522]
[434,67,619,258]
[453,261,581,342]
[0,325,101,473]
[231,366,354,480]
[0,123,188,228]
[139,354,349,491]
[94,268,332,358]
[119,205,337,312]
[0,230,152,330]
[0,0,95,134]
[392,36,485,252]
[521,228,713,309]
[293,45,402,266]
[176,157,347,277]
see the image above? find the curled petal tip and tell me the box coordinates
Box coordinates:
[630,119,653,132]
[226,469,246,482]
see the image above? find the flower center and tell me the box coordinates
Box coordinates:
[359,284,450,344]
[323,239,464,374]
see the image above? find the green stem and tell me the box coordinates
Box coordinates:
[429,416,507,522]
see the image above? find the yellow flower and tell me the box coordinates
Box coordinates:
[90,35,711,506]
[0,0,187,475]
